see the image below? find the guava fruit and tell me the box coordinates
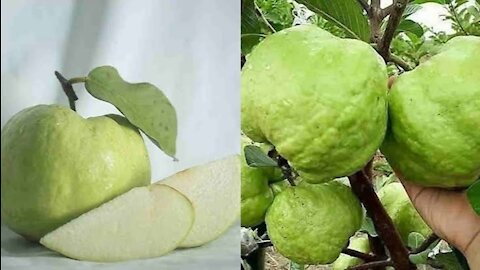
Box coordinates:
[1,105,151,241]
[332,235,370,270]
[270,180,290,195]
[265,181,363,264]
[242,24,388,183]
[40,184,193,262]
[377,182,431,242]
[241,136,274,227]
[381,36,480,188]
[161,155,240,247]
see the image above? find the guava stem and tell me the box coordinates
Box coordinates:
[349,259,393,270]
[341,248,383,262]
[54,71,79,111]
[410,233,439,255]
[377,0,408,59]
[268,149,297,186]
[67,77,87,84]
[348,167,414,270]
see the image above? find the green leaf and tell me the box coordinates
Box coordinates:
[244,145,278,167]
[296,0,370,41]
[289,262,304,270]
[409,250,429,265]
[255,0,294,29]
[85,66,177,157]
[414,0,446,4]
[407,232,425,249]
[396,19,425,37]
[429,251,466,270]
[360,217,378,236]
[452,247,470,270]
[241,0,270,55]
[467,180,480,215]
[403,4,423,17]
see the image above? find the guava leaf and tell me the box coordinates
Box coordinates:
[413,0,446,4]
[85,66,177,157]
[296,0,370,41]
[396,19,425,37]
[407,232,425,249]
[255,0,294,29]
[409,250,429,265]
[242,0,270,55]
[289,262,304,270]
[403,3,423,17]
[429,251,466,270]
[360,217,378,236]
[467,180,480,215]
[244,145,278,167]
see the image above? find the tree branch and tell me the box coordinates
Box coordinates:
[410,234,439,254]
[381,4,394,19]
[388,53,413,71]
[377,0,408,59]
[348,169,413,270]
[356,0,370,14]
[268,149,297,186]
[349,259,393,270]
[342,248,382,262]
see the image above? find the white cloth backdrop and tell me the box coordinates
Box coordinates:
[1,0,240,269]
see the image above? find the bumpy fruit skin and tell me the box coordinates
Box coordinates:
[1,105,151,240]
[242,25,388,183]
[266,181,363,264]
[381,36,480,188]
[241,136,274,227]
[332,235,370,270]
[378,183,431,242]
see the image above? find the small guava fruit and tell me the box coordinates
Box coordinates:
[266,181,363,264]
[241,136,274,227]
[242,24,388,183]
[377,182,431,242]
[332,235,370,270]
[1,105,151,241]
[381,36,480,188]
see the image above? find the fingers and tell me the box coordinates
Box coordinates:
[395,170,480,256]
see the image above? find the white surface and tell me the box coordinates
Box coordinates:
[1,0,240,269]
[2,223,240,270]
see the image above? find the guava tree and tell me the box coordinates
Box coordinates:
[241,0,480,269]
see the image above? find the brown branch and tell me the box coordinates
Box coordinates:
[410,233,439,254]
[348,170,413,270]
[377,0,408,59]
[268,149,297,186]
[356,0,370,14]
[349,259,393,270]
[368,235,387,270]
[388,53,413,71]
[381,4,394,19]
[369,0,383,43]
[342,248,382,262]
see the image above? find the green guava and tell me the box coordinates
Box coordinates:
[242,24,388,183]
[241,136,274,227]
[1,105,151,241]
[377,182,431,242]
[265,181,363,264]
[332,235,370,270]
[381,36,480,188]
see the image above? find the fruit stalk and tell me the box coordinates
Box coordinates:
[341,247,381,262]
[349,259,393,270]
[348,170,413,270]
[54,71,79,111]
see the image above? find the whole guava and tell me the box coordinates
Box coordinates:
[1,105,151,240]
[381,36,480,188]
[242,24,388,183]
[332,235,370,270]
[265,181,363,264]
[377,182,431,242]
[241,136,274,227]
